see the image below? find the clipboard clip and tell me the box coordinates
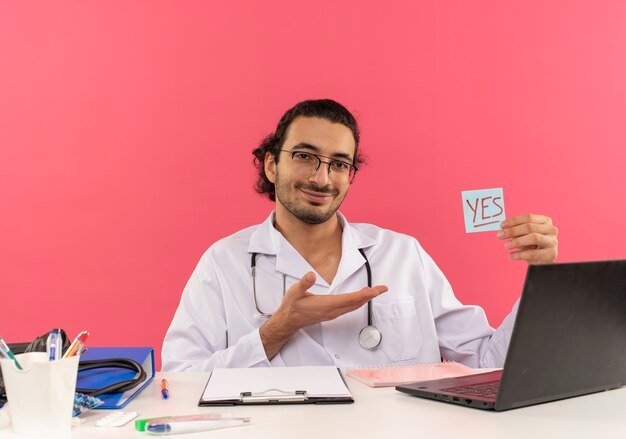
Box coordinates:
[240,388,308,403]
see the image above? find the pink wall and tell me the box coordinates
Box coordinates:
[2,1,625,370]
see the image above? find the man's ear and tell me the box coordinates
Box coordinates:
[264,152,277,183]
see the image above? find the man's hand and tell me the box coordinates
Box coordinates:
[259,272,388,360]
[498,214,558,264]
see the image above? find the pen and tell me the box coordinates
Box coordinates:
[46,328,63,361]
[146,415,250,435]
[0,337,22,370]
[161,379,169,399]
[63,330,89,359]
[136,414,236,432]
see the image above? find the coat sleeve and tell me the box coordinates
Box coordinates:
[161,250,271,371]
[415,240,518,368]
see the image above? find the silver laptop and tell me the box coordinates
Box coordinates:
[397,260,626,411]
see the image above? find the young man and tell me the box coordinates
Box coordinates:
[162,99,558,371]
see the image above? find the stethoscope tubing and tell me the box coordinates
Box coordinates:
[357,248,374,327]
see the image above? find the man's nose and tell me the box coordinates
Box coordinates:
[309,161,331,185]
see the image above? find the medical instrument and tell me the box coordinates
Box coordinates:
[251,249,382,350]
[76,357,147,397]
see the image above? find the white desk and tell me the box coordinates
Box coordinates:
[2,372,625,438]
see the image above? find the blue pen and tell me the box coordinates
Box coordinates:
[0,337,22,370]
[46,329,63,361]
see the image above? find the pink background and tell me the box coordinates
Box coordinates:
[2,1,625,370]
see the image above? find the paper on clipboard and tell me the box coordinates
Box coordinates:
[199,366,352,404]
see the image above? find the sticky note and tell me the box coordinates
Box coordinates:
[461,188,506,233]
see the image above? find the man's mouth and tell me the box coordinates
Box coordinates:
[299,188,334,203]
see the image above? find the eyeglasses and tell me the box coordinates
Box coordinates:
[280,150,358,183]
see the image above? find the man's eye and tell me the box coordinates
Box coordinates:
[293,152,312,161]
[331,161,350,170]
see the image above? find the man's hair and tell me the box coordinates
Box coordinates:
[252,99,364,201]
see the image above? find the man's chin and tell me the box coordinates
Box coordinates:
[297,209,336,224]
[283,204,338,225]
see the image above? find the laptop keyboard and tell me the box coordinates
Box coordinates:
[442,380,500,399]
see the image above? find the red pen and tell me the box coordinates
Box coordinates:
[63,331,89,358]
[161,379,169,399]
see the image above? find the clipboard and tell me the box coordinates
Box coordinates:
[198,366,354,406]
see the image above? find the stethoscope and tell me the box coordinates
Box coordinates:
[251,248,382,350]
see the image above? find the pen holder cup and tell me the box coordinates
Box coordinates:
[0,352,79,436]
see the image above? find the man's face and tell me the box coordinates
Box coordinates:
[265,116,356,225]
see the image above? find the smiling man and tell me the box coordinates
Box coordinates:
[161,99,558,371]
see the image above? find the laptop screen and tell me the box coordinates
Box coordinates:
[496,260,626,409]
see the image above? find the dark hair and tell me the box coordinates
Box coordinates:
[252,99,364,201]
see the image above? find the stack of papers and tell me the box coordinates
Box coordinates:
[347,362,493,387]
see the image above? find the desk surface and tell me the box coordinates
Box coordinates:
[2,372,625,438]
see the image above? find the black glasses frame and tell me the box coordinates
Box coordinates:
[280,149,359,183]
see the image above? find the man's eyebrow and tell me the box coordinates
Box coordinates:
[291,142,354,162]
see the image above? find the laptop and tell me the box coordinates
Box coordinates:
[397,260,626,411]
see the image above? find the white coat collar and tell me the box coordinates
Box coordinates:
[248,211,377,288]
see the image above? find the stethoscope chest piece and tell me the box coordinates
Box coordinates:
[358,325,382,350]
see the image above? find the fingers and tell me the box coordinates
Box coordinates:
[505,232,559,264]
[305,286,386,312]
[509,247,558,264]
[285,272,317,298]
[500,213,553,229]
[498,213,559,264]
[315,286,388,320]
[288,272,386,307]
[331,286,388,307]
[497,220,558,240]
[503,229,557,251]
